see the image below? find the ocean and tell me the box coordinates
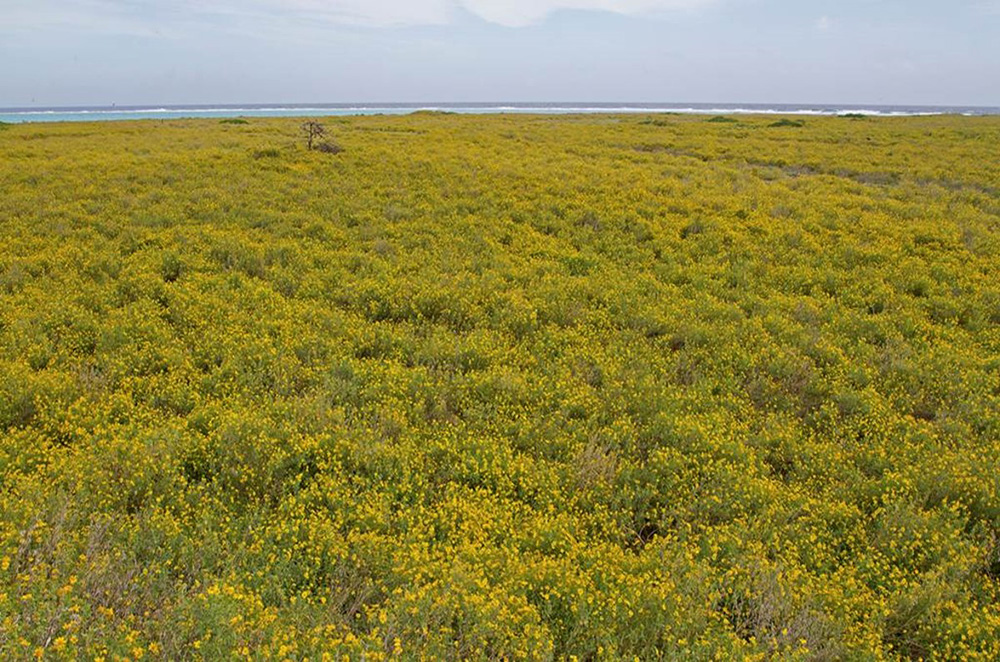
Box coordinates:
[1,102,998,124]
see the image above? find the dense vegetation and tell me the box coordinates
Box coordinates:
[1,113,999,660]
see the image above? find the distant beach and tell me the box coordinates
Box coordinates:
[2,102,998,124]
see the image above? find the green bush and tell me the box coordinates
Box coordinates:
[769,118,806,128]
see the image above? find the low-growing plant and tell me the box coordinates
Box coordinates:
[0,112,998,660]
[160,252,184,282]
[577,210,601,230]
[770,118,806,128]
[315,140,344,154]
[680,218,708,238]
[252,147,281,159]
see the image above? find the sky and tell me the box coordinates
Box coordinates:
[2,0,999,107]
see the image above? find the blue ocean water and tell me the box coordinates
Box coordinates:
[1,102,998,124]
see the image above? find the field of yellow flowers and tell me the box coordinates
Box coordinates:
[1,112,999,660]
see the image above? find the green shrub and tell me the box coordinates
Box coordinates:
[769,118,806,128]
[680,219,708,238]
[160,252,184,282]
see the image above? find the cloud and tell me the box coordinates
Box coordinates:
[458,0,717,27]
[816,15,832,31]
[3,0,720,34]
[241,0,723,28]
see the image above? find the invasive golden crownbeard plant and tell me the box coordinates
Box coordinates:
[1,113,999,660]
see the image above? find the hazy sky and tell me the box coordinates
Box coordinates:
[2,0,998,107]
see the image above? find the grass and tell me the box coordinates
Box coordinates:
[251,146,281,159]
[1,113,999,660]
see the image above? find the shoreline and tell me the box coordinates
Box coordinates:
[3,102,999,124]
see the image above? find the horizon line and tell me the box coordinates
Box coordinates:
[4,101,1000,112]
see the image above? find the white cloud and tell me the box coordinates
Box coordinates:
[3,0,720,33]
[265,0,720,27]
[816,15,832,31]
[458,0,717,27]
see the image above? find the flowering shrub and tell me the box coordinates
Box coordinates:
[1,113,999,660]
